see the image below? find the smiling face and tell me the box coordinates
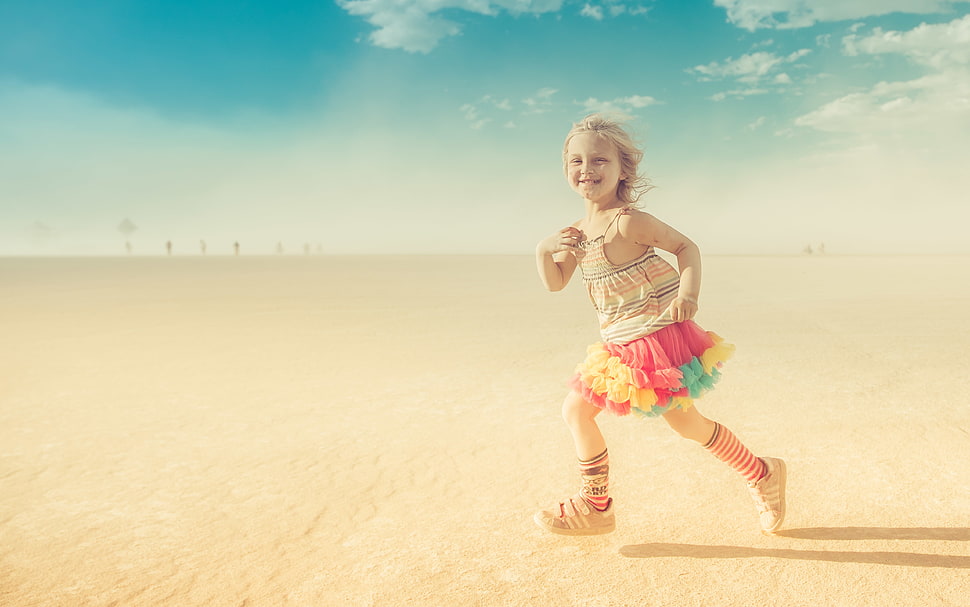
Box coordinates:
[564,132,627,205]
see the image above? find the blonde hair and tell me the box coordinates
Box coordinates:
[562,113,654,205]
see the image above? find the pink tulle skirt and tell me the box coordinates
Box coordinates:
[568,320,735,417]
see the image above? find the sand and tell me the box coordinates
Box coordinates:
[1,254,968,606]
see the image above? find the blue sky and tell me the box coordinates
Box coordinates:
[2,0,969,255]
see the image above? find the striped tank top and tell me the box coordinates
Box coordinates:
[578,213,681,345]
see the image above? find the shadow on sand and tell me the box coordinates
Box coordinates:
[620,527,970,568]
[773,527,970,541]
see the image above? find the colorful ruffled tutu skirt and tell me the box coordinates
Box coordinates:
[568,320,735,417]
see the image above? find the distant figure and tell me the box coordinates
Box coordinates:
[276,242,284,255]
[818,242,826,255]
[532,114,784,538]
[200,240,207,255]
[316,244,323,254]
[803,244,813,255]
[234,241,240,256]
[125,241,133,255]
[166,241,173,256]
[304,243,311,255]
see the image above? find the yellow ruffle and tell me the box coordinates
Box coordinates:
[699,333,735,374]
[630,386,658,410]
[577,344,662,409]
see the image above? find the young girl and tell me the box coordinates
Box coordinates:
[534,114,786,536]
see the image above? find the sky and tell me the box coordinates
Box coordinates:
[1,0,969,255]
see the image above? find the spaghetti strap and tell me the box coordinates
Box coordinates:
[603,206,630,239]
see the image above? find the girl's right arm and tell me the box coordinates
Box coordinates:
[536,226,584,292]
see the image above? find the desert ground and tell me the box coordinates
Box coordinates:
[1,254,968,606]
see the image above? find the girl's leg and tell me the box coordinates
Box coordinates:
[532,392,615,535]
[663,405,786,533]
[662,405,765,481]
[561,391,610,510]
[561,390,606,461]
[660,405,717,444]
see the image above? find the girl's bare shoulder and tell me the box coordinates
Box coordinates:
[615,208,661,237]
[618,207,656,221]
[617,208,693,252]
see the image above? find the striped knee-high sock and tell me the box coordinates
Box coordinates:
[703,423,766,483]
[579,449,610,510]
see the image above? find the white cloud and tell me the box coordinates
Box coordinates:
[460,95,515,128]
[691,52,781,82]
[623,95,660,108]
[796,15,970,138]
[709,87,770,101]
[580,1,651,19]
[794,70,970,134]
[460,103,490,129]
[714,0,970,31]
[842,14,970,69]
[461,87,558,128]
[689,50,810,84]
[485,95,513,111]
[580,4,604,20]
[336,0,565,53]
[522,86,558,113]
[746,116,767,130]
[466,88,658,130]
[337,0,649,52]
[580,95,660,115]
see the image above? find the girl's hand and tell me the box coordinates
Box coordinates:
[538,226,586,259]
[669,296,698,322]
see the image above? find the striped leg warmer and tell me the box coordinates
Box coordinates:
[703,423,767,483]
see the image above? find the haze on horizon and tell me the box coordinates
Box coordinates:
[2,1,969,257]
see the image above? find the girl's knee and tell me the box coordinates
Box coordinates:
[664,407,716,443]
[561,392,598,426]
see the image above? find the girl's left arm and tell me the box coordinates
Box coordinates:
[622,211,701,322]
